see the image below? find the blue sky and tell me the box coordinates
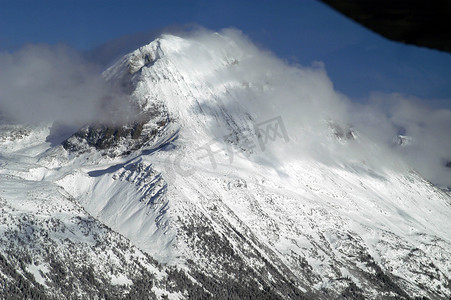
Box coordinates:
[1,0,450,106]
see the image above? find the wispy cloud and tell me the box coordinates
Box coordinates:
[169,29,451,187]
[0,44,134,127]
[1,28,450,188]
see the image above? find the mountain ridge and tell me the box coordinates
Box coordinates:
[0,30,450,299]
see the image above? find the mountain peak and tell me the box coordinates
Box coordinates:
[1,29,451,299]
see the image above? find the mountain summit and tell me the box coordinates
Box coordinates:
[1,30,450,299]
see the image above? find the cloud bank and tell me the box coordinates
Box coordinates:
[0,28,449,188]
[0,44,134,127]
[358,93,451,187]
[170,29,451,188]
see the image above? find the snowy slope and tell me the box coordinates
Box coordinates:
[0,125,207,299]
[1,30,450,299]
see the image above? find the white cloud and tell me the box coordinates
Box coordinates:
[1,29,450,188]
[175,29,451,187]
[0,44,135,127]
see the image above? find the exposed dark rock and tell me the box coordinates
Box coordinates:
[63,108,168,157]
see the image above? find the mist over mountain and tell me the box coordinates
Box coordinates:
[0,29,450,299]
[0,44,137,127]
[3,28,449,187]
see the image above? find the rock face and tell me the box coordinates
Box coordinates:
[62,100,170,157]
[1,31,451,299]
[62,112,166,156]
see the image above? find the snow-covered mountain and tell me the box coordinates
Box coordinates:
[1,30,450,299]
